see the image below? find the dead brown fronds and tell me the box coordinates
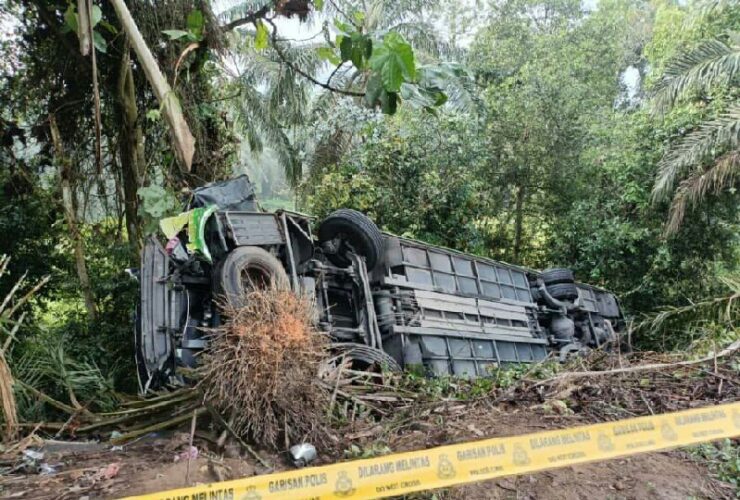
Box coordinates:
[198,287,330,450]
[0,255,49,442]
[0,352,17,440]
[501,349,740,422]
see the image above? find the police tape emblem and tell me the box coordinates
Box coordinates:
[240,486,261,500]
[661,422,677,442]
[437,454,456,479]
[597,432,614,452]
[512,444,530,466]
[334,471,356,497]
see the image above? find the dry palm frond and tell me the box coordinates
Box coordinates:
[0,255,48,441]
[199,287,330,449]
[0,352,17,441]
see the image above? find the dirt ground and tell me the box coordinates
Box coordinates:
[0,406,733,500]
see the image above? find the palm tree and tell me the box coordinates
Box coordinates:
[214,1,325,186]
[222,37,322,186]
[216,0,475,186]
[651,34,740,234]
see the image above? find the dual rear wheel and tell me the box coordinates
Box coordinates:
[542,268,578,301]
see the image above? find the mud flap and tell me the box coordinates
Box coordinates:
[138,236,181,391]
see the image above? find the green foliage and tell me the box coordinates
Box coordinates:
[186,9,204,38]
[690,439,740,492]
[339,32,372,70]
[648,1,740,234]
[399,372,494,401]
[304,112,494,252]
[254,20,269,49]
[163,9,205,42]
[35,221,139,392]
[221,0,476,185]
[62,3,108,52]
[137,184,180,235]
[637,274,739,352]
[369,32,416,93]
[14,339,119,420]
[401,63,474,113]
[316,46,341,65]
[547,105,738,325]
[652,38,740,114]
[3,0,740,406]
[397,361,560,401]
[0,171,63,300]
[330,18,436,115]
[304,0,739,355]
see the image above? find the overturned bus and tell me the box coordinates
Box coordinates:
[136,175,625,391]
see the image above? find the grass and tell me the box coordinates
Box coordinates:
[689,439,740,494]
[396,360,561,401]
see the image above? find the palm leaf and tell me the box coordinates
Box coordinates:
[643,274,740,333]
[696,0,737,15]
[225,35,323,185]
[652,38,740,114]
[652,103,740,203]
[13,339,119,416]
[388,21,451,61]
[367,0,441,27]
[236,83,303,186]
[665,149,740,234]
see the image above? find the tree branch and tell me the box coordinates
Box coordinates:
[264,18,365,97]
[327,0,360,30]
[221,4,272,32]
[326,61,346,87]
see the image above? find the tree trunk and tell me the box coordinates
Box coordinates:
[76,0,91,56]
[117,44,146,259]
[513,184,526,263]
[110,0,195,172]
[49,115,98,322]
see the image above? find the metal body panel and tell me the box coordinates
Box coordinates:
[394,326,548,344]
[139,237,177,377]
[382,237,533,302]
[576,285,599,313]
[379,276,534,309]
[370,237,552,375]
[596,292,621,318]
[395,326,548,377]
[411,290,533,338]
[221,212,284,247]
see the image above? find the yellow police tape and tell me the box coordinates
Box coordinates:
[124,401,740,500]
